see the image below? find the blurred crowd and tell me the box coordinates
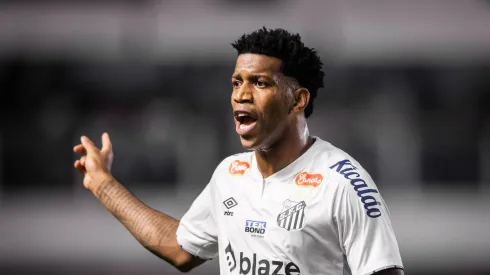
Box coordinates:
[1,58,489,193]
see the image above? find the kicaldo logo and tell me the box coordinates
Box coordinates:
[229,160,250,175]
[295,172,323,187]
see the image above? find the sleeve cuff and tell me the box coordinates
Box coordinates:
[356,259,404,275]
[176,234,218,260]
[360,265,404,275]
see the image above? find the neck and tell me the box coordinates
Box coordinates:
[255,122,313,178]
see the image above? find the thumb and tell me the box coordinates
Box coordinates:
[101,132,112,154]
[81,136,99,155]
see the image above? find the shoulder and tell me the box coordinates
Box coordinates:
[315,138,383,218]
[313,137,376,189]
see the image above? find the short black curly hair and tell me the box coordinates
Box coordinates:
[231,27,325,118]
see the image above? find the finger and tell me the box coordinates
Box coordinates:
[74,160,86,173]
[101,132,112,153]
[73,144,86,154]
[80,156,86,166]
[80,136,99,155]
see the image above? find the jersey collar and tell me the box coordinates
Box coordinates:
[249,136,322,183]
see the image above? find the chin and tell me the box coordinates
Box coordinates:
[239,135,262,151]
[239,135,276,152]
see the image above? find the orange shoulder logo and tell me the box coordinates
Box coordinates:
[295,172,323,187]
[229,160,250,175]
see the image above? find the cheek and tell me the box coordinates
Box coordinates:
[260,93,290,123]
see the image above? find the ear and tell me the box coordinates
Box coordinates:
[291,88,310,115]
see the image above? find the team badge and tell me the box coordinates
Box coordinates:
[277,199,306,231]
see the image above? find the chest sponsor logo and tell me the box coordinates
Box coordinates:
[245,220,266,238]
[329,159,382,218]
[224,197,238,216]
[224,242,237,271]
[277,200,306,231]
[229,160,250,176]
[225,242,301,275]
[295,172,323,187]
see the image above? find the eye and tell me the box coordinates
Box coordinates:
[232,80,241,88]
[256,81,267,88]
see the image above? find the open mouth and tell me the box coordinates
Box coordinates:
[234,111,258,135]
[236,113,257,125]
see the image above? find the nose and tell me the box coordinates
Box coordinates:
[233,83,253,104]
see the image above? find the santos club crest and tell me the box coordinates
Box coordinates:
[277,199,306,231]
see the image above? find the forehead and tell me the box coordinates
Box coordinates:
[233,54,283,76]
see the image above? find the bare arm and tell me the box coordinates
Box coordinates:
[93,174,205,272]
[74,134,206,272]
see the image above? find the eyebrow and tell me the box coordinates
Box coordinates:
[231,73,274,80]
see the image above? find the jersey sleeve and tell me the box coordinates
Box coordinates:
[334,175,404,275]
[176,176,219,260]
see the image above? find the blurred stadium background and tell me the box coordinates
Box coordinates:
[1,0,490,274]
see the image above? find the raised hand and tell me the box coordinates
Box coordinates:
[72,132,207,272]
[73,133,114,191]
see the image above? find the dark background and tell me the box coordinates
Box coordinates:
[1,0,490,274]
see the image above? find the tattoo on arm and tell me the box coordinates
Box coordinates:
[94,178,181,258]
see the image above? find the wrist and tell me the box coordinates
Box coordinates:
[88,172,114,194]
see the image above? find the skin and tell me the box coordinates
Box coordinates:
[73,134,202,272]
[73,53,403,275]
[231,53,313,178]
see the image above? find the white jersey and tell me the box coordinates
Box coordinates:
[176,137,403,275]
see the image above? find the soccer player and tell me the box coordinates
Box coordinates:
[74,28,404,275]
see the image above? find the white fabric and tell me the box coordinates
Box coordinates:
[176,137,403,275]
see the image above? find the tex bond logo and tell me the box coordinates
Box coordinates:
[245,220,266,239]
[229,160,250,176]
[294,172,323,187]
[224,242,301,275]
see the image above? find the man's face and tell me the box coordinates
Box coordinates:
[231,53,294,150]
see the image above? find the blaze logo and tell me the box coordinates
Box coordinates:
[224,242,301,275]
[295,172,323,187]
[224,243,237,272]
[229,160,250,175]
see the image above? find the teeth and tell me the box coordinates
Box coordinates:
[237,113,247,117]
